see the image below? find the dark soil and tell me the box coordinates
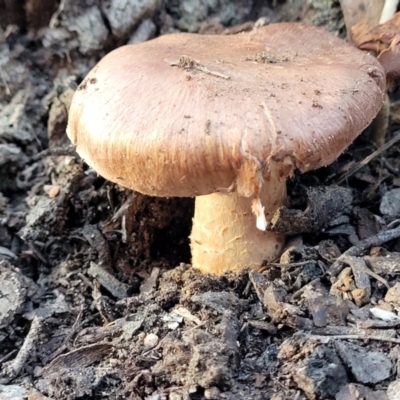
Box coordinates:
[1,1,400,399]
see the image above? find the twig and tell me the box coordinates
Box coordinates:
[310,333,400,345]
[33,145,79,161]
[0,350,17,365]
[341,254,389,289]
[270,260,314,268]
[335,131,400,184]
[195,63,230,80]
[328,225,400,276]
[169,56,230,80]
[0,65,11,96]
[46,305,85,362]
[0,316,43,383]
[291,277,321,300]
[88,262,128,299]
[49,0,67,28]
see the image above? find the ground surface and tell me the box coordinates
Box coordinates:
[1,0,400,399]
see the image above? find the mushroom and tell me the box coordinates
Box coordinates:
[67,22,385,275]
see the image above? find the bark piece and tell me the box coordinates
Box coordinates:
[307,295,349,327]
[88,262,128,300]
[335,341,392,384]
[271,186,352,235]
[365,253,400,275]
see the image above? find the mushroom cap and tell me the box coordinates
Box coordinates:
[67,22,385,198]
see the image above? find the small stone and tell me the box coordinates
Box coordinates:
[128,19,156,44]
[144,333,159,349]
[43,185,60,198]
[336,341,391,384]
[292,345,347,399]
[0,265,27,326]
[387,380,400,400]
[308,294,348,327]
[204,387,221,399]
[169,392,183,400]
[263,284,287,316]
[145,394,162,400]
[385,282,400,306]
[351,288,368,307]
[0,384,27,400]
[380,188,400,217]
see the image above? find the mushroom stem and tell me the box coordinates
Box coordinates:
[190,176,287,275]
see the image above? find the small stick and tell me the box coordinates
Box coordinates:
[33,145,79,160]
[169,56,230,80]
[270,260,314,268]
[310,333,400,345]
[341,254,389,289]
[0,65,11,95]
[0,350,17,365]
[46,306,85,362]
[194,63,230,80]
[88,262,128,300]
[49,0,67,28]
[291,277,321,300]
[0,316,43,383]
[335,131,400,184]
[328,225,400,276]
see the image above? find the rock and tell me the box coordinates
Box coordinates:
[387,380,400,400]
[102,0,162,38]
[256,344,278,371]
[144,333,159,349]
[385,282,400,306]
[204,386,221,399]
[336,383,388,400]
[43,73,77,147]
[380,189,400,217]
[307,294,349,327]
[0,384,27,400]
[292,345,347,400]
[0,90,35,143]
[335,341,391,384]
[42,6,109,55]
[263,284,287,316]
[128,19,156,44]
[176,0,252,32]
[0,263,27,327]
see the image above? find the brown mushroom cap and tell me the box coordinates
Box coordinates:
[67,22,385,198]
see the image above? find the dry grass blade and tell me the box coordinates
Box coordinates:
[336,130,400,184]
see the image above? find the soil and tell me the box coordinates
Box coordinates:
[1,1,400,399]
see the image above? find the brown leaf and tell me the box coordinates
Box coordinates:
[351,12,400,80]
